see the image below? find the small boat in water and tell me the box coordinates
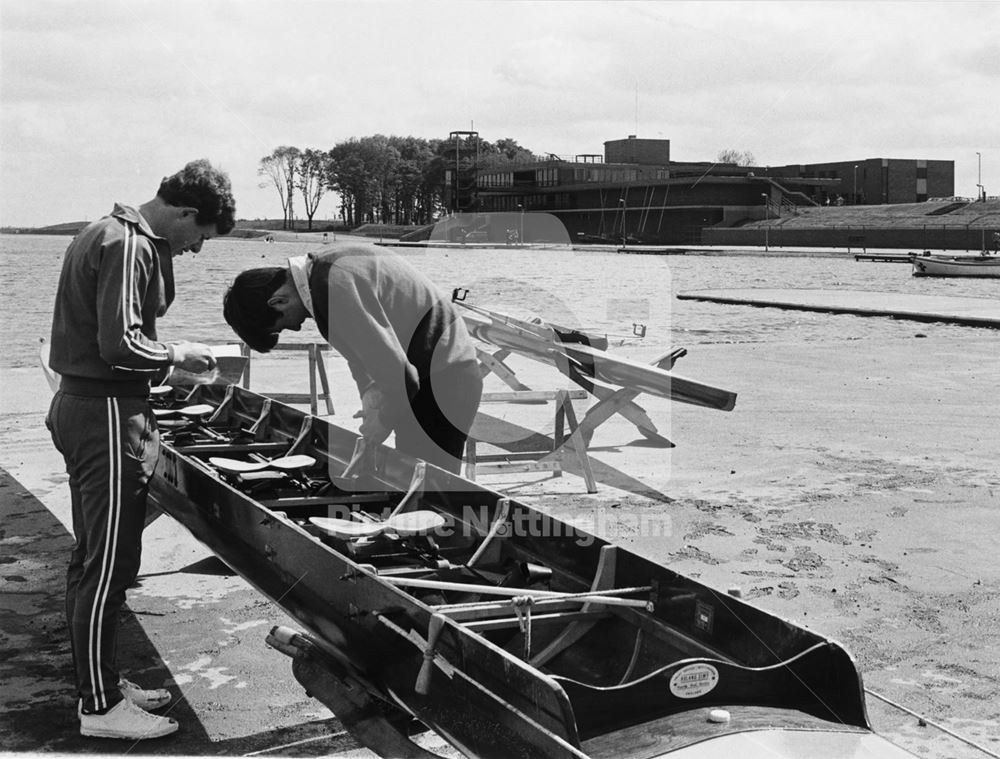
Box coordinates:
[911,252,1000,278]
[146,384,916,758]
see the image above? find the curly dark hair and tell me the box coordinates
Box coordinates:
[157,159,237,234]
[222,267,288,352]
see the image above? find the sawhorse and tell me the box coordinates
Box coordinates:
[565,346,687,449]
[473,344,687,449]
[465,387,598,493]
[240,342,335,416]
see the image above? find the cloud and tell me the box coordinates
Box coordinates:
[2,0,998,226]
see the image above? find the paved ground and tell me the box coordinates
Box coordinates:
[2,328,999,757]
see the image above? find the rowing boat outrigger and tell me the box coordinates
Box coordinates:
[453,290,737,414]
[147,383,915,758]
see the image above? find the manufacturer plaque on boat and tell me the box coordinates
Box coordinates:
[669,662,720,699]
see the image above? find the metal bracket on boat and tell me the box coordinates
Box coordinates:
[340,564,378,583]
[330,438,378,490]
[660,591,698,606]
[248,399,272,439]
[338,438,370,479]
[289,416,313,455]
[388,462,426,519]
[467,497,511,568]
[207,385,235,424]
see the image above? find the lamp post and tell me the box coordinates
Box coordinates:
[618,197,626,248]
[853,165,858,205]
[517,204,524,246]
[761,193,769,251]
[977,152,983,201]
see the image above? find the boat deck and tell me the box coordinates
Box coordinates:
[676,288,1000,328]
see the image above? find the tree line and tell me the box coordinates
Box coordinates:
[259,135,539,230]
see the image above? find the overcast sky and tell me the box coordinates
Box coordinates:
[2,0,997,227]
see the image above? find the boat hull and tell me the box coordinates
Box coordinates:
[912,254,1000,277]
[147,385,913,758]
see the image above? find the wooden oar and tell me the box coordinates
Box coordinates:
[308,510,445,540]
[149,385,172,397]
[209,454,316,473]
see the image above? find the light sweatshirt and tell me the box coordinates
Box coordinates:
[299,247,477,426]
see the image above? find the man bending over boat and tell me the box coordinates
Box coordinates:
[47,160,236,740]
[222,246,483,474]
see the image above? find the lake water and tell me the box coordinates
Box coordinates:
[1,233,996,370]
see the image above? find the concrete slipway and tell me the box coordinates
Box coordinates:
[677,289,1000,329]
[3,302,999,758]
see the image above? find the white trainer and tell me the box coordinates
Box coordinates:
[119,678,172,710]
[79,697,178,739]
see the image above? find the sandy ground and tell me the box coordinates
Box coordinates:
[1,329,999,757]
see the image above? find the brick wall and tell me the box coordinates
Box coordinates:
[604,137,671,165]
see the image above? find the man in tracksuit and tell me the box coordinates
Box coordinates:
[222,247,482,475]
[47,159,236,740]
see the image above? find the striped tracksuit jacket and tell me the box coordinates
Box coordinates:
[47,204,175,714]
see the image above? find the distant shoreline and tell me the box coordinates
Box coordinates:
[0,224,345,239]
[2,231,964,259]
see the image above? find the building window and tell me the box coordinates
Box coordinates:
[477,172,513,189]
[535,167,559,187]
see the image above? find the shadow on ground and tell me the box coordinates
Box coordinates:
[0,466,357,756]
[472,412,674,503]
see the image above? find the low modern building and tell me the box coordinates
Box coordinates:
[765,157,954,206]
[466,136,954,245]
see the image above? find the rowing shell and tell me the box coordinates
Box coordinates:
[145,384,914,759]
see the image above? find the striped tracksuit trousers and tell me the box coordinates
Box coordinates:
[47,391,157,714]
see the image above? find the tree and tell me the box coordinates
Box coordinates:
[298,149,330,231]
[258,146,300,229]
[286,131,539,230]
[717,149,756,167]
[420,138,450,222]
[480,137,539,168]
[327,141,368,228]
[358,135,399,224]
[384,136,428,225]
